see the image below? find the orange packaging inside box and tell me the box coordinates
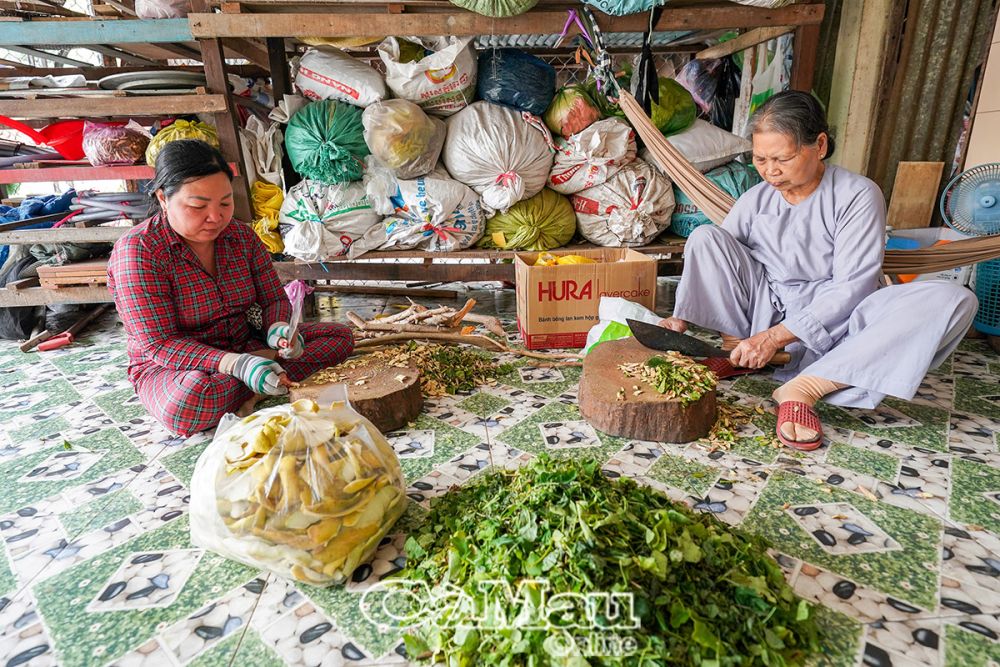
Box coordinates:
[515,248,657,350]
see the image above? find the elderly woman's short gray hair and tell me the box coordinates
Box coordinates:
[747,90,835,159]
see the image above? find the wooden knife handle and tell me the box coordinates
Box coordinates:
[769,351,792,365]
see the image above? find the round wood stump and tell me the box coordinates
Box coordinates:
[578,337,716,443]
[290,362,423,433]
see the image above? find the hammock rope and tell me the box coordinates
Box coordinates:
[616,91,1000,275]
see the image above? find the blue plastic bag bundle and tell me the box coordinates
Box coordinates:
[476,49,556,117]
[670,161,761,237]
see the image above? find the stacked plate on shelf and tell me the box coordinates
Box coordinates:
[97,70,208,95]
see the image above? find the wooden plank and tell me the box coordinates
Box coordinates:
[0,165,154,184]
[37,260,109,276]
[886,161,945,230]
[188,3,825,38]
[0,94,227,119]
[0,64,267,78]
[0,285,112,307]
[0,212,66,232]
[790,21,821,92]
[312,240,687,262]
[275,261,515,283]
[40,276,109,287]
[221,37,270,69]
[0,227,128,244]
[7,277,40,290]
[696,25,794,60]
[0,18,192,46]
[311,284,459,299]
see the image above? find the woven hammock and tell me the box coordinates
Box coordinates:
[618,91,1000,275]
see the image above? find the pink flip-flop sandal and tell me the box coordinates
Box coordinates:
[776,401,824,451]
[699,357,760,380]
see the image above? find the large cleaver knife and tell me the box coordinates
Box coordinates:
[626,319,791,365]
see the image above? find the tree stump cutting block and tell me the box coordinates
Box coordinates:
[579,337,716,443]
[290,362,423,433]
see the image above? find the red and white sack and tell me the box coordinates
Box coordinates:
[442,101,555,215]
[377,37,477,117]
[548,118,637,195]
[294,48,387,107]
[571,159,675,247]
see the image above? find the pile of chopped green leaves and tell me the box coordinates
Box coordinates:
[395,456,819,666]
[619,352,718,406]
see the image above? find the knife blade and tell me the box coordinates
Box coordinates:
[626,319,792,365]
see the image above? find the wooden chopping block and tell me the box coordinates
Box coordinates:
[578,337,716,443]
[290,362,422,433]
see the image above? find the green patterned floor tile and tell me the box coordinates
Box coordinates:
[397,415,481,483]
[743,472,941,610]
[817,398,950,453]
[493,401,626,463]
[826,443,900,483]
[160,441,210,488]
[728,435,783,463]
[0,427,143,515]
[60,489,143,537]
[809,606,862,667]
[33,517,258,667]
[93,387,148,423]
[102,368,130,384]
[0,377,81,419]
[456,391,511,418]
[950,458,1000,532]
[944,623,1000,667]
[0,543,14,598]
[7,414,72,444]
[0,369,27,391]
[954,376,1000,417]
[299,585,403,660]
[497,359,583,398]
[646,452,718,496]
[0,347,34,371]
[48,345,129,376]
[194,629,282,667]
[731,375,781,399]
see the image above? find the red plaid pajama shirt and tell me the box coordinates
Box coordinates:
[107,215,353,436]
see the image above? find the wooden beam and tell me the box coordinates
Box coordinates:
[0,94,228,118]
[274,261,515,283]
[86,45,160,66]
[790,22,821,92]
[0,285,112,307]
[0,227,128,244]
[188,3,825,38]
[886,162,945,229]
[0,19,193,46]
[696,25,794,60]
[0,64,267,78]
[199,38,253,222]
[221,37,270,69]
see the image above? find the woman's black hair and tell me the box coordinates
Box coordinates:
[747,90,836,160]
[147,139,233,216]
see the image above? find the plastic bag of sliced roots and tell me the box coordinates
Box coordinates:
[362,99,445,179]
[190,392,407,586]
[572,159,675,247]
[547,117,637,195]
[442,101,555,214]
[279,179,383,260]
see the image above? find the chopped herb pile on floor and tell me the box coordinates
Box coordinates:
[393,456,820,666]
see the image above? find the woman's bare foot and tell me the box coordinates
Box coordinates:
[236,393,266,418]
[657,316,687,333]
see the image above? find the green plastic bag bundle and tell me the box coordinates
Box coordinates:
[449,0,535,16]
[671,161,762,237]
[478,188,575,251]
[544,85,602,139]
[587,76,697,137]
[285,100,370,184]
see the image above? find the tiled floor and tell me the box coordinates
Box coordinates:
[1,283,999,667]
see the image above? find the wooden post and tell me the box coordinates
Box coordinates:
[790,22,820,92]
[199,37,254,222]
[267,36,300,189]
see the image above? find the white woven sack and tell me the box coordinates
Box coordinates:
[642,119,752,173]
[572,159,675,247]
[374,173,486,252]
[294,48,387,107]
[279,180,384,260]
[377,37,477,117]
[442,101,555,215]
[548,118,637,195]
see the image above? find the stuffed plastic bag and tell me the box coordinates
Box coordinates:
[442,101,555,214]
[671,161,761,237]
[82,121,149,166]
[378,37,477,117]
[294,48,387,107]
[582,0,658,16]
[135,0,188,18]
[252,181,284,254]
[372,171,487,252]
[651,78,697,137]
[544,85,601,139]
[449,0,535,16]
[477,49,556,116]
[548,118,637,195]
[676,56,742,131]
[583,296,662,354]
[285,100,370,184]
[572,159,675,247]
[190,394,407,586]
[145,120,219,168]
[478,187,575,251]
[280,179,382,260]
[362,100,445,179]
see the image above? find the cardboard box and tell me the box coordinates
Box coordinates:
[515,248,657,349]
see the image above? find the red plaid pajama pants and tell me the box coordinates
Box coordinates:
[135,322,354,436]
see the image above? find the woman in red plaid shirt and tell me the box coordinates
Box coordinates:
[108,140,354,436]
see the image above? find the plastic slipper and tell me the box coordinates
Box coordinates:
[699,357,760,380]
[775,401,823,451]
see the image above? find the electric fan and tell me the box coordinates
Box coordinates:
[940,162,1000,335]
